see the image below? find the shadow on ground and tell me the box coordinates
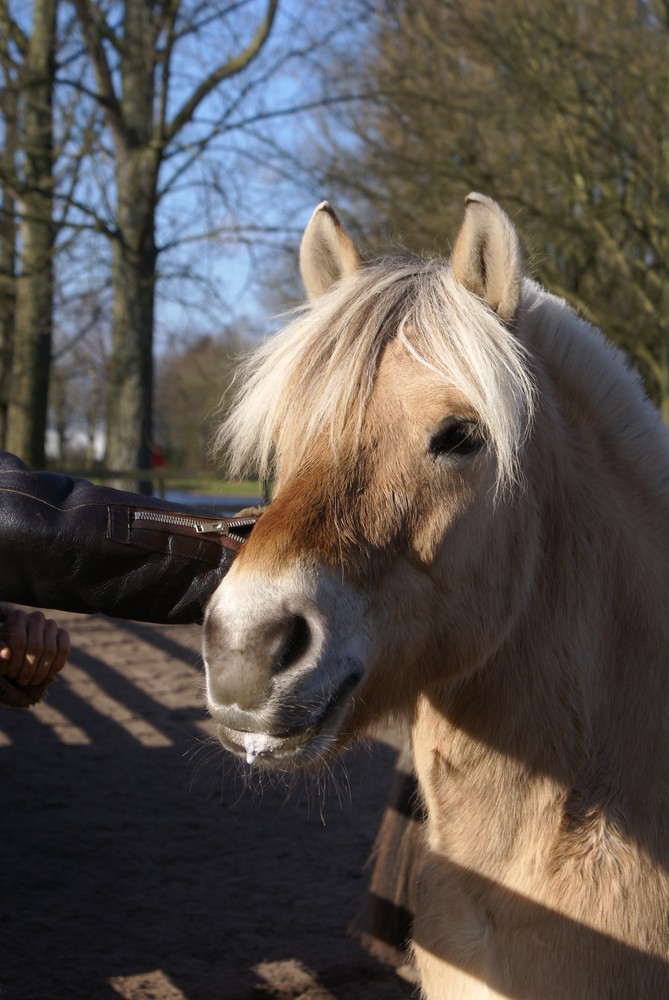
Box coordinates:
[0,614,413,1000]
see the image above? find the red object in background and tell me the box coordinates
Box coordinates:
[150,445,167,468]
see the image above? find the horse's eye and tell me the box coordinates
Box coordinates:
[429,420,484,458]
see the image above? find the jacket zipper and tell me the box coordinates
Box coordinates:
[132,510,255,544]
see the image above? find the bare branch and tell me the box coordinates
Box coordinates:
[0,3,28,59]
[165,0,279,142]
[70,0,125,149]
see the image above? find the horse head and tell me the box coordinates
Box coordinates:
[202,194,539,767]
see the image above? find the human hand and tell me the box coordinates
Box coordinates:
[0,609,71,686]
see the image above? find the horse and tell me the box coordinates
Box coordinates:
[202,193,669,998]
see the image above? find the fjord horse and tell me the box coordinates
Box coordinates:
[203,194,669,998]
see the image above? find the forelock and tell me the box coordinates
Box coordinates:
[215,256,535,494]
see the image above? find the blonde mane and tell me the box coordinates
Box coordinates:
[216,254,669,503]
[521,281,669,498]
[216,256,536,493]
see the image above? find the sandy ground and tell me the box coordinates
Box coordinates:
[0,612,415,1000]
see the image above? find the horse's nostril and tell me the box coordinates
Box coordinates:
[271,614,311,674]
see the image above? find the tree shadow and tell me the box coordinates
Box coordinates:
[410,854,669,997]
[361,672,669,998]
[0,625,411,1000]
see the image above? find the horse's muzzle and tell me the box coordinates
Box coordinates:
[202,562,370,767]
[211,668,363,766]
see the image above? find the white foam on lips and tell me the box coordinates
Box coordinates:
[242,731,285,764]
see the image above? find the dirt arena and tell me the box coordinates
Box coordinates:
[0,611,415,1000]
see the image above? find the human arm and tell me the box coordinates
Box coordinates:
[0,452,256,625]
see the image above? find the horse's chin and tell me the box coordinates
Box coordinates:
[212,671,363,769]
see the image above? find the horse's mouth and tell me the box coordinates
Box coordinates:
[215,671,362,767]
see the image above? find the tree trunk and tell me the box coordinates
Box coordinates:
[6,0,56,467]
[660,341,669,429]
[0,81,18,450]
[103,0,158,491]
[73,0,279,487]
[106,149,157,490]
[661,26,669,429]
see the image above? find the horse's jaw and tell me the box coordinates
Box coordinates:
[202,562,370,769]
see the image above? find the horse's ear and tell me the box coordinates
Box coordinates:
[299,201,361,300]
[451,193,522,322]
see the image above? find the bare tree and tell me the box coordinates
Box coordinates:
[0,0,107,464]
[67,0,280,482]
[49,287,110,464]
[0,6,21,447]
[1,0,370,470]
[0,0,58,464]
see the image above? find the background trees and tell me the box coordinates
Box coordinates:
[7,0,59,465]
[68,0,280,476]
[155,331,248,469]
[0,0,365,477]
[0,0,666,477]
[0,6,19,448]
[314,0,669,421]
[1,0,58,464]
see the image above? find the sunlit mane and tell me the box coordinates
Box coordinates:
[215,255,536,493]
[522,281,669,498]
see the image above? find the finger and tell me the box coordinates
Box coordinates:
[47,628,71,677]
[15,611,47,686]
[2,612,30,679]
[26,618,61,686]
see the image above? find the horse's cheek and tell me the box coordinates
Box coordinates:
[419,507,531,672]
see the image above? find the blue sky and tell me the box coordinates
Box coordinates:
[148,0,371,344]
[37,0,372,362]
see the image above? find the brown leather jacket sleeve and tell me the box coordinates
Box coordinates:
[0,452,256,625]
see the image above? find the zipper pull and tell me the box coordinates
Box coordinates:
[194,517,257,542]
[194,521,229,535]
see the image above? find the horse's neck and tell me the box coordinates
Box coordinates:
[411,692,561,880]
[412,396,669,875]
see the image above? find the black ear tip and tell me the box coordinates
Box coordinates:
[464,192,489,209]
